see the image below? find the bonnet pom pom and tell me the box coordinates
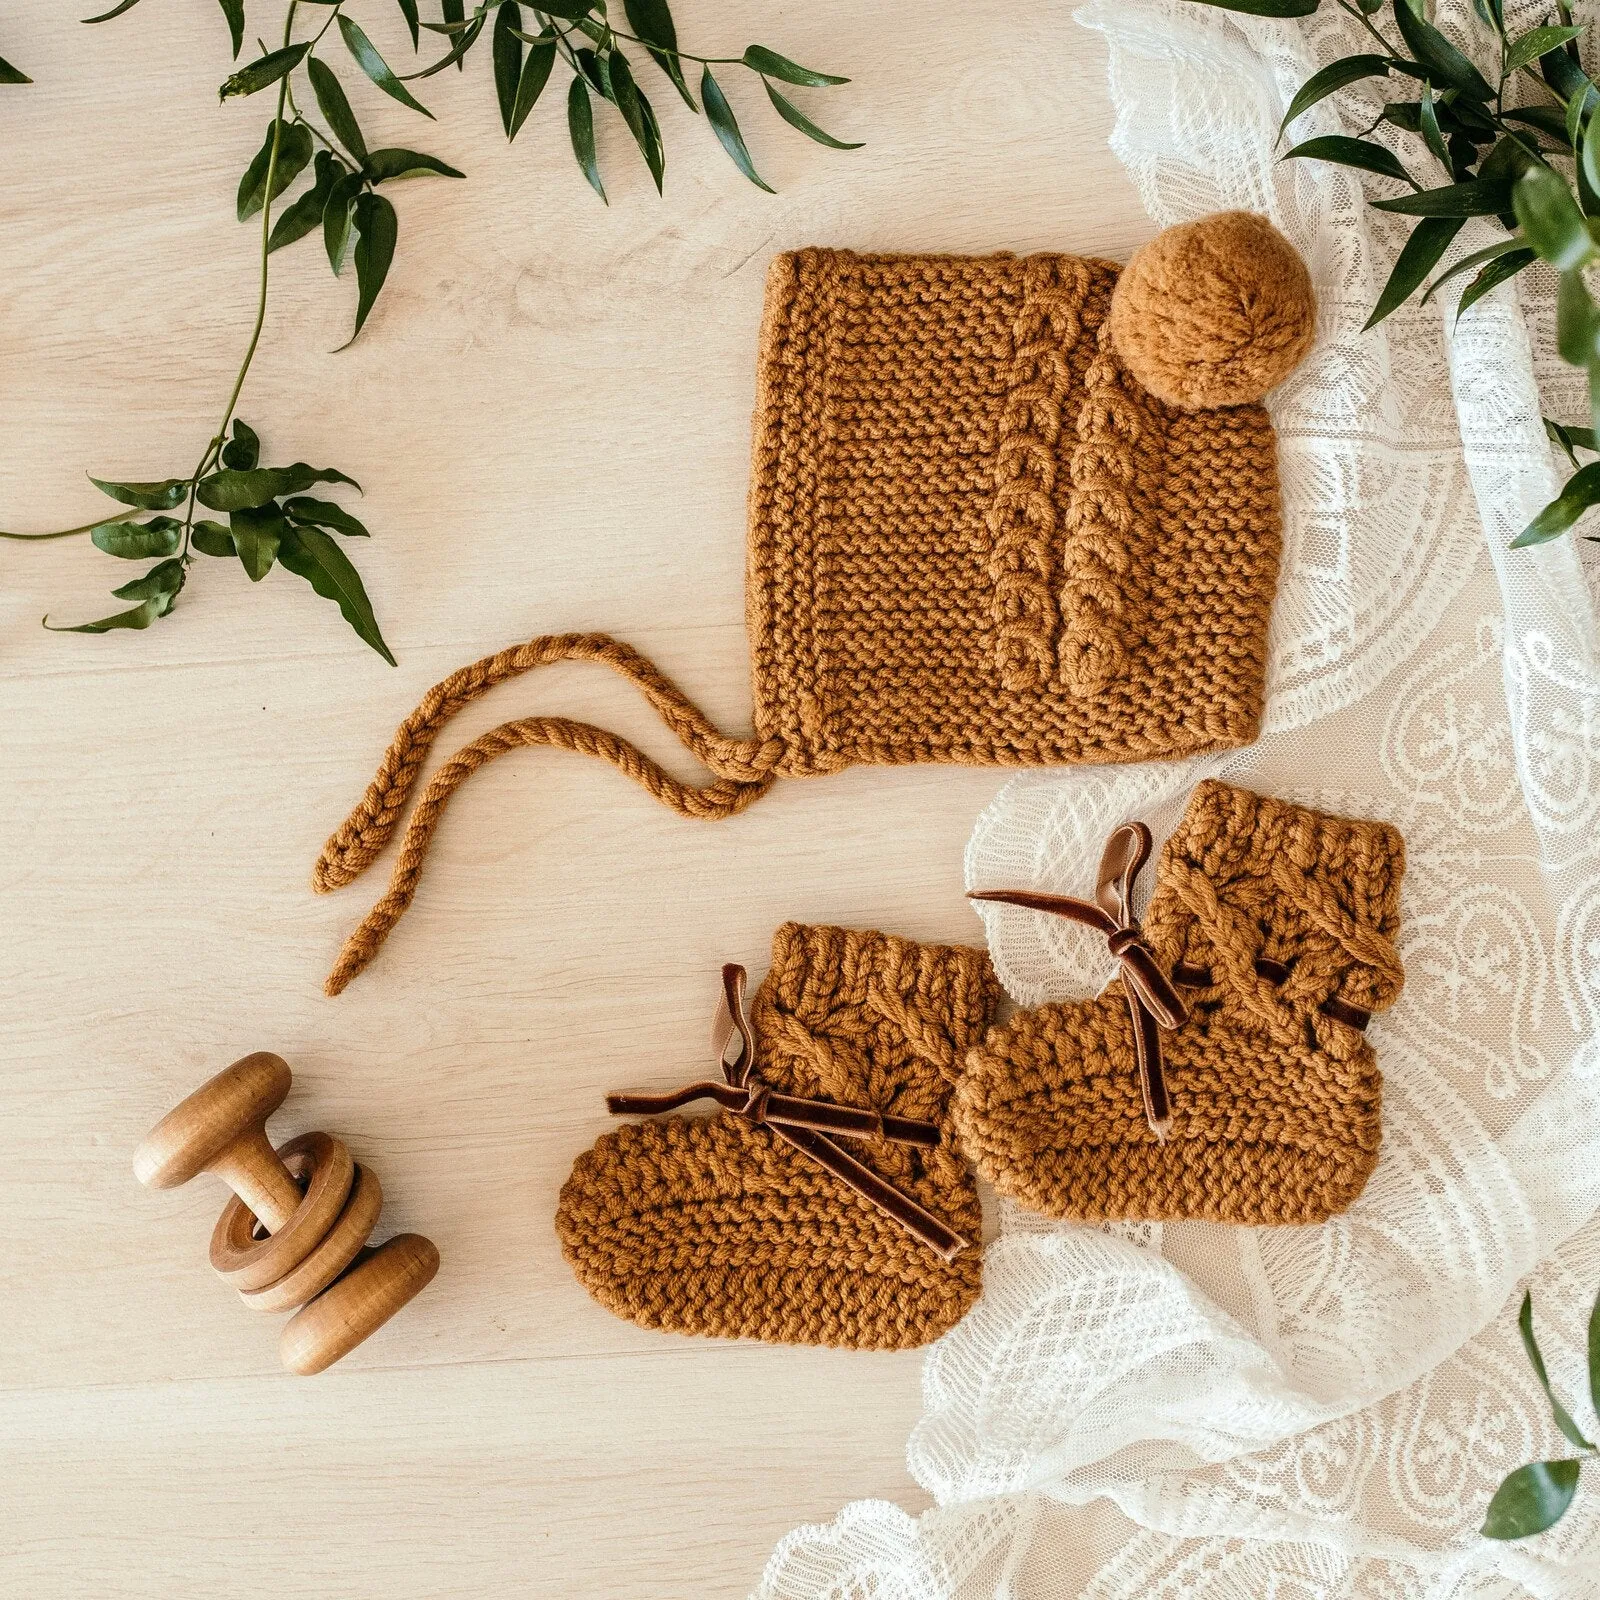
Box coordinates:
[1108,211,1316,411]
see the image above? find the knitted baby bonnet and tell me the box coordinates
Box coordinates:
[556,923,1000,1350]
[956,780,1406,1225]
[315,213,1316,993]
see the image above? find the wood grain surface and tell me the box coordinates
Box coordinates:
[0,2,1146,1594]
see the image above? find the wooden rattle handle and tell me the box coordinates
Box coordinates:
[134,1052,303,1232]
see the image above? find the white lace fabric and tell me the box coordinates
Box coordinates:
[756,3,1600,1596]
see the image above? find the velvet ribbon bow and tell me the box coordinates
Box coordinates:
[970,821,1188,1138]
[605,964,970,1261]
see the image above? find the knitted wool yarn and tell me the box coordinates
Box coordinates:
[955,781,1406,1225]
[315,213,1314,994]
[556,924,1001,1351]
[1108,211,1316,411]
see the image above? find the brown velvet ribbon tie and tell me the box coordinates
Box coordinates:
[970,821,1188,1139]
[605,964,970,1262]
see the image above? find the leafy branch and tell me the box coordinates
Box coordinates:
[1480,1286,1600,1540]
[1192,0,1600,547]
[2,1,855,661]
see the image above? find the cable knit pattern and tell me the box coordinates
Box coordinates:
[987,254,1089,693]
[556,925,1000,1351]
[1059,318,1162,697]
[954,782,1406,1225]
[747,243,1286,773]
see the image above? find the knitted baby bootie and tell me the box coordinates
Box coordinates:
[957,780,1406,1224]
[556,924,1000,1350]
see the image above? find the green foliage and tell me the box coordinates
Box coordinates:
[7,0,856,669]
[1475,1288,1600,1538]
[1188,0,1600,546]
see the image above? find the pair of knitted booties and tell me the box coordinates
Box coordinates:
[556,781,1406,1351]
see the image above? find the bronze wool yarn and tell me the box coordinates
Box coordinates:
[556,924,1001,1351]
[315,213,1315,994]
[1108,211,1317,411]
[955,781,1406,1225]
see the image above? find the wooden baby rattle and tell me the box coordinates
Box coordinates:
[134,1051,438,1375]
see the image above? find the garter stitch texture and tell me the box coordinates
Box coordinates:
[316,214,1314,993]
[955,781,1406,1225]
[556,924,1001,1351]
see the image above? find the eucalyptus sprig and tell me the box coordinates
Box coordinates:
[1191,0,1600,547]
[1480,1285,1600,1540]
[3,1,855,662]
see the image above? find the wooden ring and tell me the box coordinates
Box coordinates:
[208,1132,354,1292]
[237,1158,383,1314]
[279,1233,440,1376]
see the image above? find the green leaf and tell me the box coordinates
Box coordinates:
[1514,164,1599,269]
[413,13,485,78]
[110,559,184,603]
[1481,1459,1581,1538]
[270,149,343,252]
[216,0,244,58]
[1506,24,1585,76]
[624,0,694,110]
[567,75,606,202]
[1180,0,1319,11]
[1557,269,1600,365]
[220,41,310,102]
[91,516,182,559]
[508,34,556,141]
[1512,458,1600,545]
[1418,84,1450,171]
[1544,417,1598,467]
[277,525,395,664]
[1540,31,1592,101]
[189,520,235,557]
[397,0,420,50]
[363,147,465,182]
[1519,1292,1597,1449]
[1502,104,1574,147]
[443,0,466,67]
[0,53,30,85]
[493,1,523,137]
[81,0,145,22]
[1456,247,1535,318]
[308,57,367,163]
[197,462,360,512]
[237,119,314,222]
[608,51,663,192]
[285,496,369,537]
[536,0,599,18]
[1371,177,1513,215]
[343,192,398,347]
[1364,216,1463,329]
[338,15,433,118]
[702,66,772,193]
[1392,0,1494,101]
[1283,135,1416,187]
[323,171,364,275]
[1278,55,1390,139]
[576,46,610,99]
[741,45,847,88]
[230,503,287,582]
[761,79,862,150]
[45,558,185,634]
[88,476,187,511]
[221,418,260,471]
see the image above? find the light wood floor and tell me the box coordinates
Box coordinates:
[0,4,1146,1594]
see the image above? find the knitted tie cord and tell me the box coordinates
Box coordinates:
[315,213,1315,994]
[556,924,1001,1351]
[955,780,1406,1225]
